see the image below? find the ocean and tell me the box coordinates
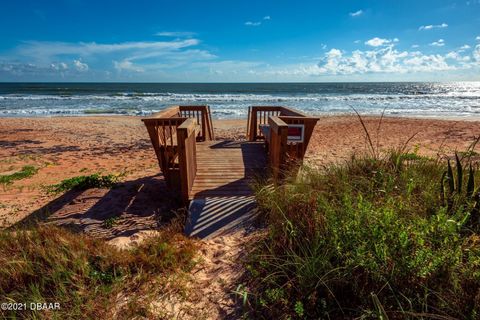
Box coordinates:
[0,82,479,119]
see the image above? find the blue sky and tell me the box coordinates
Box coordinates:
[0,0,479,82]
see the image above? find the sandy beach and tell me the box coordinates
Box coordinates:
[1,115,479,230]
[1,115,479,318]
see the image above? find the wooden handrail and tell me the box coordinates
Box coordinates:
[142,105,215,202]
[268,116,289,180]
[248,106,319,180]
[247,106,311,141]
[178,105,214,141]
[177,118,198,203]
[206,105,215,140]
[148,106,181,118]
[177,117,197,135]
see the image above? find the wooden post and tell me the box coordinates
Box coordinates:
[246,107,251,140]
[200,108,207,141]
[249,107,257,141]
[268,116,288,181]
[177,118,197,204]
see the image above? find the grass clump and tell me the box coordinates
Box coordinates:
[0,225,198,319]
[47,173,119,194]
[247,152,480,319]
[0,165,38,185]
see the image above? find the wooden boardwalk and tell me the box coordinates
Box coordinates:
[142,105,318,238]
[190,140,266,199]
[185,140,266,238]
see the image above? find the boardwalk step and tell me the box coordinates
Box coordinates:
[185,196,258,239]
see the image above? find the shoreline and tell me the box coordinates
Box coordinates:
[2,113,480,122]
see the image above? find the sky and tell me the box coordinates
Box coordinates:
[0,0,479,82]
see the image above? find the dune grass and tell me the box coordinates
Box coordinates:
[46,173,120,194]
[247,151,480,319]
[0,165,38,186]
[0,225,198,319]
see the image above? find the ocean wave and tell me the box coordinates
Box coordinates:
[2,92,480,102]
[1,90,480,119]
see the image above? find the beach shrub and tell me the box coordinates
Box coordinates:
[0,165,38,185]
[46,173,119,194]
[0,225,198,319]
[247,152,480,319]
[440,153,480,232]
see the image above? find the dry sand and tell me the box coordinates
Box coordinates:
[1,115,479,229]
[1,115,479,318]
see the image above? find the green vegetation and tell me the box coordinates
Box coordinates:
[0,165,38,186]
[0,225,198,319]
[103,216,120,229]
[247,152,480,319]
[46,173,120,194]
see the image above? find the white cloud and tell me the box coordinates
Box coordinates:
[430,39,445,47]
[411,44,420,48]
[14,39,200,65]
[349,10,363,17]
[474,45,480,62]
[365,37,398,47]
[155,31,195,37]
[459,45,471,51]
[476,36,480,41]
[354,40,361,44]
[73,59,88,71]
[50,62,68,71]
[113,60,143,72]
[419,23,448,30]
[0,36,223,80]
[446,51,471,62]
[245,16,271,26]
[2,33,479,81]
[260,44,480,78]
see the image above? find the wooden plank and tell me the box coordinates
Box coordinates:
[190,191,253,198]
[189,139,266,200]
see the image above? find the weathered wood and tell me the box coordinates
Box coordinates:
[143,105,316,204]
[148,106,181,118]
[189,141,266,199]
[177,118,198,203]
[177,105,214,141]
[268,116,288,180]
[142,117,187,188]
[246,106,319,180]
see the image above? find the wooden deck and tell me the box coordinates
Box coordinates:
[142,105,318,238]
[190,140,266,199]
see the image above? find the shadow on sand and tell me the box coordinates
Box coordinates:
[12,174,184,240]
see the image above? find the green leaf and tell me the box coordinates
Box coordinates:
[440,171,447,205]
[455,153,462,193]
[466,164,475,198]
[447,160,454,193]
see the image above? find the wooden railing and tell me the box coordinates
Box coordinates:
[142,105,213,203]
[148,105,214,142]
[249,106,319,180]
[142,117,186,190]
[247,106,308,141]
[247,106,282,141]
[268,116,289,180]
[178,105,215,141]
[177,118,197,202]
